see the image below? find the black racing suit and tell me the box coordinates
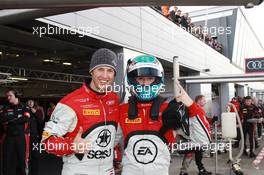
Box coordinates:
[0,103,30,175]
[240,104,258,153]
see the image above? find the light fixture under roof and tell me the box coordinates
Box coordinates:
[63,62,72,66]
[8,77,28,81]
[43,59,54,63]
[245,2,254,8]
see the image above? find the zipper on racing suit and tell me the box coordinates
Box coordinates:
[99,99,112,173]
[100,99,107,126]
[143,108,146,131]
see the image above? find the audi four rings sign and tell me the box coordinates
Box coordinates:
[245,57,264,73]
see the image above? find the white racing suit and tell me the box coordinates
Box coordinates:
[42,83,119,175]
[118,97,203,175]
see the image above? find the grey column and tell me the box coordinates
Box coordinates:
[220,83,235,113]
[237,85,246,97]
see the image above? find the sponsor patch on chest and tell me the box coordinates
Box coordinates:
[106,100,115,105]
[83,109,100,116]
[125,118,142,124]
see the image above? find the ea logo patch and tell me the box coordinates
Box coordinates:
[133,139,158,164]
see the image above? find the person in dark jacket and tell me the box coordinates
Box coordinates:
[0,89,30,175]
[27,99,40,175]
[169,6,178,23]
[240,96,258,157]
[180,13,190,31]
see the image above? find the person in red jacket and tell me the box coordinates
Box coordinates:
[230,97,242,148]
[118,55,209,175]
[230,97,240,113]
[42,48,119,175]
[179,95,212,175]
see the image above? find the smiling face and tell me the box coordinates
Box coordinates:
[89,66,115,93]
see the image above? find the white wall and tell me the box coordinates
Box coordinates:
[232,8,264,68]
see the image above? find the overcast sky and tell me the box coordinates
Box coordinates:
[178,4,264,48]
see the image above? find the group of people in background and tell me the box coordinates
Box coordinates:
[0,93,56,175]
[230,96,264,158]
[155,6,223,54]
[176,94,264,174]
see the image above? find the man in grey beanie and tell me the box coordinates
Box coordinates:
[88,48,118,93]
[42,48,120,175]
[89,48,117,73]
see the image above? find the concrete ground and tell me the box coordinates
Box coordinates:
[169,138,264,175]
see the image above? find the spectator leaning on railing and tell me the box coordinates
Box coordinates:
[157,6,224,54]
[169,6,178,23]
[175,10,182,25]
[180,13,190,31]
[161,6,170,18]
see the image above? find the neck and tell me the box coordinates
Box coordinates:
[88,82,106,95]
[89,82,102,93]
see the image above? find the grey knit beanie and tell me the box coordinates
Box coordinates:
[89,48,118,73]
